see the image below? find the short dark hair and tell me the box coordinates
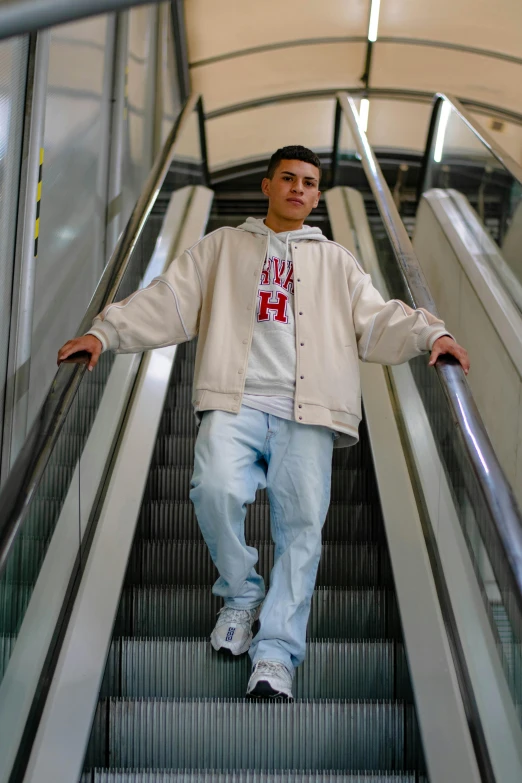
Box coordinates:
[266,145,321,181]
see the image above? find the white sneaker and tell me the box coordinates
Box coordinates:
[247,659,294,701]
[210,605,261,655]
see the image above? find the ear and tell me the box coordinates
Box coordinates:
[261,177,271,198]
[313,190,321,209]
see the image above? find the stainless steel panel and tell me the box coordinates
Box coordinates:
[28,17,113,428]
[0,36,29,474]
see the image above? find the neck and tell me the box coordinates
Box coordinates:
[264,209,304,234]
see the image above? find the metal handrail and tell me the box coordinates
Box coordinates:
[418,91,522,203]
[0,92,207,577]
[0,0,162,42]
[335,90,522,626]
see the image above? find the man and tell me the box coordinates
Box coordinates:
[58,145,469,701]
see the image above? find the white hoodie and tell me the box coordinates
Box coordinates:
[238,218,327,418]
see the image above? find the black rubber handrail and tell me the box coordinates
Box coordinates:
[0,92,207,577]
[336,90,522,630]
[418,91,522,203]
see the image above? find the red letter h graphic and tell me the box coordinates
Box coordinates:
[258,291,289,323]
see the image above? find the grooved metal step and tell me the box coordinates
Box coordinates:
[144,467,374,503]
[125,541,392,588]
[137,501,383,543]
[114,587,401,640]
[137,501,382,543]
[0,635,15,679]
[100,639,412,701]
[0,583,32,634]
[85,699,420,772]
[1,536,49,584]
[85,333,425,778]
[23,498,64,538]
[84,771,421,782]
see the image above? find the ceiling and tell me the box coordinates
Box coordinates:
[183,0,522,170]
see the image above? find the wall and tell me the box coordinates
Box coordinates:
[413,195,522,507]
[0,37,29,469]
[24,4,174,433]
[28,16,113,427]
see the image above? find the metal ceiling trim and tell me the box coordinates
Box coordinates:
[205,89,522,126]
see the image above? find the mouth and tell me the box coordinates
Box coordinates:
[287,198,304,206]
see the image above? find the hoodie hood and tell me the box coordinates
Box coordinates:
[238,217,326,265]
[238,217,326,244]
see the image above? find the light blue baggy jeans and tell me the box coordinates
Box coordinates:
[189,406,334,672]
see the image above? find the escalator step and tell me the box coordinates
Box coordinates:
[85,698,418,772]
[62,406,98,435]
[144,468,374,503]
[37,464,76,498]
[114,587,400,640]
[125,541,392,588]
[22,498,63,538]
[0,634,15,680]
[137,501,383,543]
[83,772,420,782]
[49,434,85,466]
[1,537,49,585]
[100,639,411,701]
[164,388,195,413]
[0,583,32,634]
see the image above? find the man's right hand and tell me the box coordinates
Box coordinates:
[57,335,102,372]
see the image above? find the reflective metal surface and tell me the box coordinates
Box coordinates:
[336,89,522,730]
[0,0,161,42]
[420,93,522,298]
[29,16,113,430]
[0,34,30,477]
[0,91,202,578]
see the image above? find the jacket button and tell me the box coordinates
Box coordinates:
[299,416,303,420]
[234,395,240,401]
[298,404,302,409]
[238,369,243,374]
[242,339,248,344]
[300,342,304,346]
[297,278,301,282]
[299,311,303,315]
[300,375,304,379]
[247,305,252,310]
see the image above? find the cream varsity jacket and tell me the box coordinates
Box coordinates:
[87,225,449,446]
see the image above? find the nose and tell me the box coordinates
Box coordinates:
[291,180,304,195]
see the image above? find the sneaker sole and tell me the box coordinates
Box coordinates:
[210,631,252,656]
[247,680,293,701]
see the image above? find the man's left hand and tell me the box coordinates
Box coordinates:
[429,335,470,375]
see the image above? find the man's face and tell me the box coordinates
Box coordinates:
[262,159,321,222]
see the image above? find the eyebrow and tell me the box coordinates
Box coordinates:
[280,170,318,183]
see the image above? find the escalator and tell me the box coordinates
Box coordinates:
[83,334,426,779]
[1,91,522,783]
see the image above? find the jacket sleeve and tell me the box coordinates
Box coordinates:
[86,248,203,353]
[349,263,451,364]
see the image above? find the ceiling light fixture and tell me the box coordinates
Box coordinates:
[368,0,381,42]
[434,101,452,163]
[359,99,370,133]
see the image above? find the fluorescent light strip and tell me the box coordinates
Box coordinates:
[368,0,381,42]
[433,101,452,163]
[359,99,370,132]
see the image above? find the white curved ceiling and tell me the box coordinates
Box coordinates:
[184,0,522,170]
